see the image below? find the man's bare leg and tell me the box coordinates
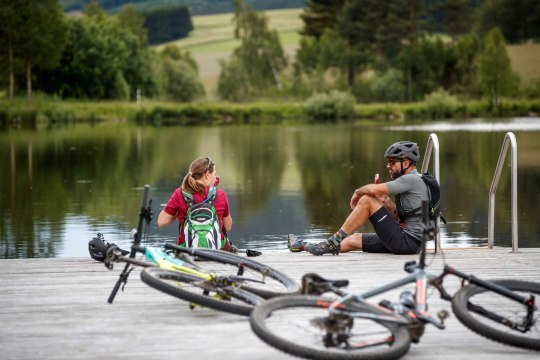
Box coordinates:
[338,195,384,252]
[340,233,363,252]
[340,195,383,234]
[306,195,384,255]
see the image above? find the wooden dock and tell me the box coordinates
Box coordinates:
[1,248,539,360]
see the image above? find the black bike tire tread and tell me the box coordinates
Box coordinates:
[250,295,411,360]
[140,267,259,316]
[452,279,540,351]
[184,248,300,299]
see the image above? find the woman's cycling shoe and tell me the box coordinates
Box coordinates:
[288,234,305,252]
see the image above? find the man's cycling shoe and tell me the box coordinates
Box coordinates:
[305,239,340,256]
[288,234,305,252]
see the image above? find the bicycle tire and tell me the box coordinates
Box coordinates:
[140,267,263,316]
[250,295,411,360]
[176,248,300,299]
[452,279,540,350]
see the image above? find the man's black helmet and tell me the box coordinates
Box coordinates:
[384,141,420,163]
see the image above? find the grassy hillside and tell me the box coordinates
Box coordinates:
[158,8,539,98]
[507,43,540,83]
[159,8,302,98]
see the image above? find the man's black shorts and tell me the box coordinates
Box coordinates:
[362,206,421,254]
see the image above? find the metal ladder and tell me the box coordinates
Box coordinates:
[420,133,441,252]
[421,132,519,252]
[488,132,518,252]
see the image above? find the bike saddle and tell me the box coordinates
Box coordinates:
[301,273,349,295]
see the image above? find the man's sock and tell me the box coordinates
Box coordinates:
[328,229,349,246]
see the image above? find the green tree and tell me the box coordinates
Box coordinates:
[397,36,457,101]
[296,0,427,89]
[442,0,473,39]
[300,0,345,39]
[84,0,106,17]
[453,34,482,96]
[36,15,137,99]
[476,0,540,43]
[1,0,67,103]
[478,28,519,109]
[218,0,287,100]
[294,29,354,92]
[160,47,205,102]
[372,68,405,102]
[0,0,24,101]
[117,3,147,44]
[144,5,193,45]
[217,57,251,102]
[160,45,198,73]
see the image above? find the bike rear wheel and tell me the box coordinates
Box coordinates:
[140,267,263,316]
[250,295,411,360]
[452,279,540,350]
[175,248,300,299]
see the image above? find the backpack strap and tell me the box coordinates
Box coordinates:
[181,188,194,207]
[182,186,217,206]
[203,186,217,204]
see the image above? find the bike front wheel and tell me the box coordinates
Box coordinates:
[175,248,300,299]
[250,295,411,360]
[140,267,263,316]
[452,279,540,350]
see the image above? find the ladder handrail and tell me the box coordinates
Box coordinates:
[420,133,441,252]
[488,132,518,252]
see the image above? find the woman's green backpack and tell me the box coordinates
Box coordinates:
[182,187,222,249]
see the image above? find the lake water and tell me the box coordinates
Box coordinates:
[1,118,540,258]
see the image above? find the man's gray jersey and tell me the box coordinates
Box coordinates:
[386,169,429,240]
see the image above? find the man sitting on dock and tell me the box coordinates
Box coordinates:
[290,141,433,256]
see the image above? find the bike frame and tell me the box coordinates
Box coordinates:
[137,246,214,280]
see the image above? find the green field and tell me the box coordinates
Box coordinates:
[163,8,303,54]
[507,43,540,83]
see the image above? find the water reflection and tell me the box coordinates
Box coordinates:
[1,120,539,258]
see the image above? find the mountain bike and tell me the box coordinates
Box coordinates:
[250,201,539,359]
[105,185,300,316]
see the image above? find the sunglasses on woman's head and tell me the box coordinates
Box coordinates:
[204,157,214,172]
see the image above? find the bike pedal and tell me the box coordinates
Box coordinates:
[437,309,450,321]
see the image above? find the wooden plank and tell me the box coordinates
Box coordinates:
[0,248,539,360]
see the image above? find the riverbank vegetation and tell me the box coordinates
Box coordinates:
[1,0,540,126]
[2,94,539,129]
